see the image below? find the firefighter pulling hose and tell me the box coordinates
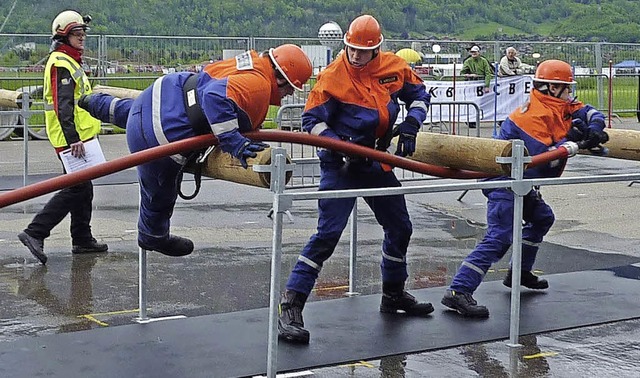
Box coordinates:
[441,59,610,318]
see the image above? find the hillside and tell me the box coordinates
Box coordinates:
[2,0,640,42]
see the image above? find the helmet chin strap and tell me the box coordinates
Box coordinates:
[550,84,569,99]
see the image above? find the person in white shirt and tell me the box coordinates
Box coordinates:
[499,47,531,76]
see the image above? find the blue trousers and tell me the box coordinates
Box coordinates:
[449,187,554,294]
[86,91,197,245]
[286,161,413,295]
[125,93,184,246]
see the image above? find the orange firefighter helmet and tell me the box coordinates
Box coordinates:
[343,15,384,50]
[534,60,576,84]
[268,44,313,91]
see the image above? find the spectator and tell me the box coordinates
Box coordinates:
[499,47,532,76]
[461,45,493,128]
[461,45,493,91]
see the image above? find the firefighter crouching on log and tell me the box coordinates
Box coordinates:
[441,59,608,318]
[80,45,312,257]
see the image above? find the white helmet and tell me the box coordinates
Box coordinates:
[51,10,91,38]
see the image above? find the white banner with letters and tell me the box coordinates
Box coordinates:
[420,75,534,122]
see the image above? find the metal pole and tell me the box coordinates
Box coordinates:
[136,185,149,322]
[347,201,359,296]
[508,343,520,377]
[492,62,499,138]
[507,139,526,348]
[21,92,29,187]
[637,71,640,123]
[452,61,457,134]
[608,60,613,128]
[267,148,289,378]
[137,247,148,321]
[595,43,604,110]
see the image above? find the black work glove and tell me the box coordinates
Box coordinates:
[579,128,609,150]
[315,127,346,165]
[393,116,421,157]
[566,118,587,142]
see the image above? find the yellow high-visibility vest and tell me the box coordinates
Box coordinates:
[43,51,101,148]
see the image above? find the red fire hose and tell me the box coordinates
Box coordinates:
[0,130,573,209]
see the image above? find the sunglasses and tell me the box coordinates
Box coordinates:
[69,31,87,38]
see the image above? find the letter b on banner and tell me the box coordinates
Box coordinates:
[476,87,485,96]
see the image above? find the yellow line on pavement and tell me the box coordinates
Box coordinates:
[340,361,375,368]
[75,308,140,327]
[523,351,559,359]
[313,285,349,292]
[84,308,140,316]
[78,314,109,327]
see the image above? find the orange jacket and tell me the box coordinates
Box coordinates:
[500,89,601,178]
[302,51,430,149]
[201,50,281,132]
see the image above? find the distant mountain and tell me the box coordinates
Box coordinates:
[2,0,640,43]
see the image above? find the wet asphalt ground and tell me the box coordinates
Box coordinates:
[2,123,640,377]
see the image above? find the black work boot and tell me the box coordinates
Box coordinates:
[380,281,434,316]
[278,290,310,344]
[18,231,47,265]
[138,235,194,257]
[441,289,490,318]
[503,269,549,290]
[72,238,109,254]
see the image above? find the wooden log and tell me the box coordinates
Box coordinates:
[92,85,142,99]
[185,146,292,188]
[0,89,32,109]
[394,132,526,175]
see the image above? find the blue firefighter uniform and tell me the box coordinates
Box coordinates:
[448,89,606,295]
[86,51,282,254]
[285,50,431,295]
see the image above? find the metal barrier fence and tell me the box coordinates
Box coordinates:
[3,34,640,74]
[3,33,640,140]
[3,33,640,82]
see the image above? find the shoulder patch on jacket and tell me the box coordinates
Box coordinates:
[235,51,254,71]
[379,75,398,84]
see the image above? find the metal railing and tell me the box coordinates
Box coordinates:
[260,142,640,377]
[274,102,482,189]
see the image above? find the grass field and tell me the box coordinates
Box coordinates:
[576,76,638,114]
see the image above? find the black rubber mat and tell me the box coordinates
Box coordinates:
[1,264,639,378]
